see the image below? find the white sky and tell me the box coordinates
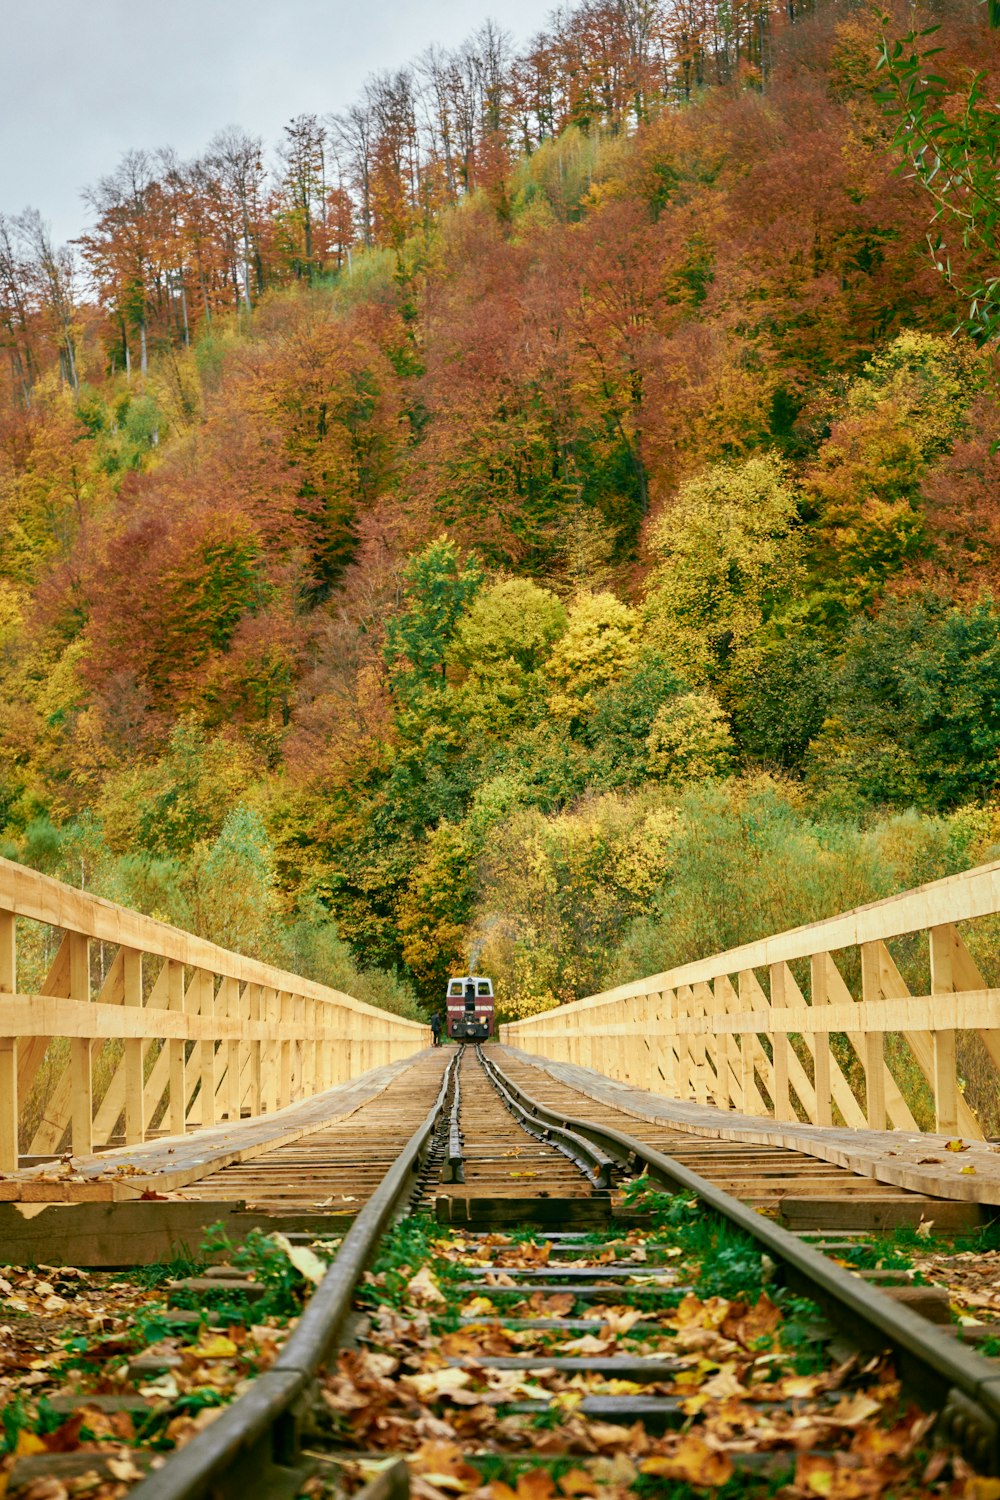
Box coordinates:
[0,0,547,245]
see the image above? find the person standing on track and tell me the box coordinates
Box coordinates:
[430,1011,443,1046]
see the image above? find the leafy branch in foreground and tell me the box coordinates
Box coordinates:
[876,21,1000,340]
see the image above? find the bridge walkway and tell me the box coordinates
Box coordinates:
[498,1045,1000,1223]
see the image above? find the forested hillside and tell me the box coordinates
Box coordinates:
[3,0,1000,1026]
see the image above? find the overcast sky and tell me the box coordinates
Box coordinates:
[0,0,545,246]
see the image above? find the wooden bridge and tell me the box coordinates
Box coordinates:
[0,855,428,1176]
[3,852,1000,1218]
[5,853,1000,1498]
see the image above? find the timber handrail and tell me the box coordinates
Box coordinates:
[500,858,1000,1140]
[0,856,429,1171]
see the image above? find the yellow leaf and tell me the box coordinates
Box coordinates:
[969,1481,1000,1500]
[641,1437,733,1488]
[549,1391,583,1412]
[406,1367,472,1399]
[14,1431,47,1457]
[558,1469,597,1497]
[946,1139,970,1152]
[190,1335,239,1359]
[460,1297,495,1317]
[960,1164,977,1175]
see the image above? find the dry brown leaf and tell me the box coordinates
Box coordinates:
[409,1440,482,1493]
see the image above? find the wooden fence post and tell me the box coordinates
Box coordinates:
[0,912,17,1171]
[167,960,187,1136]
[929,925,960,1135]
[767,963,793,1122]
[809,953,833,1128]
[123,948,145,1145]
[69,933,93,1156]
[859,943,888,1130]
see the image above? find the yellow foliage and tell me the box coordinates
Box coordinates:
[646,692,735,785]
[643,454,800,683]
[546,592,639,721]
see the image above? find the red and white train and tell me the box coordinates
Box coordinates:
[445,974,495,1041]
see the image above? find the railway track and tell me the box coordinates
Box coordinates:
[3,1045,999,1500]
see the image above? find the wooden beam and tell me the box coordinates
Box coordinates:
[123,949,145,1145]
[0,911,17,1172]
[167,960,186,1136]
[69,934,93,1156]
[0,856,426,1031]
[809,953,833,1127]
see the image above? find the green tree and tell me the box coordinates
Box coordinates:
[800,334,972,624]
[473,793,677,1014]
[726,636,833,770]
[384,536,483,698]
[877,33,1000,339]
[583,653,686,788]
[807,595,1000,811]
[190,804,278,957]
[97,720,255,856]
[610,777,968,986]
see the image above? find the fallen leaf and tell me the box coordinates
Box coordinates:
[408,1267,446,1305]
[641,1436,733,1488]
[188,1335,239,1359]
[557,1334,612,1355]
[557,1472,597,1497]
[527,1293,574,1317]
[106,1457,142,1482]
[410,1440,481,1493]
[599,1309,646,1335]
[968,1481,1000,1500]
[405,1368,473,1399]
[268,1232,327,1285]
[946,1139,970,1152]
[14,1431,47,1457]
[439,1331,484,1358]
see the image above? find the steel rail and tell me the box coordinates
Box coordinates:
[445,1057,464,1184]
[478,1047,615,1189]
[484,1052,1000,1473]
[129,1051,460,1500]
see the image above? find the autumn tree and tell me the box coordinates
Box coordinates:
[644,454,801,683]
[81,150,163,375]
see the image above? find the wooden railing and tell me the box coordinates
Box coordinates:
[500,860,1000,1139]
[0,857,430,1171]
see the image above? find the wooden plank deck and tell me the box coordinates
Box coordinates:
[499,1046,1000,1208]
[0,1049,442,1201]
